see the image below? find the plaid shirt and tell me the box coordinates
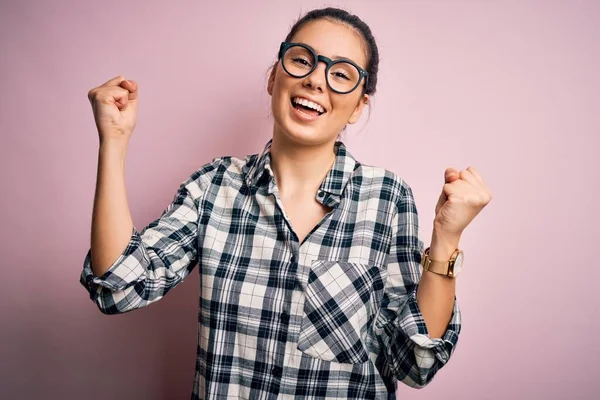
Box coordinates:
[80,140,461,400]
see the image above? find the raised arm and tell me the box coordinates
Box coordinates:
[87,75,138,276]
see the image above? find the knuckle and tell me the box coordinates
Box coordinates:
[477,192,490,205]
[98,93,114,104]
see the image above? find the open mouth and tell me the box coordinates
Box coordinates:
[291,97,326,117]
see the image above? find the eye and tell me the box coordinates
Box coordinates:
[330,68,352,81]
[292,57,312,67]
[333,71,350,80]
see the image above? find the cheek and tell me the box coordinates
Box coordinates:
[330,98,358,118]
[274,64,292,88]
[272,76,292,107]
[270,76,294,124]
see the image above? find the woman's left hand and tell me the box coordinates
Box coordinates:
[433,166,492,238]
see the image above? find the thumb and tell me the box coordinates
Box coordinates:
[120,79,139,103]
[436,168,458,215]
[445,167,459,183]
[435,186,447,216]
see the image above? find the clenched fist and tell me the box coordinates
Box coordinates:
[433,166,492,237]
[87,75,139,142]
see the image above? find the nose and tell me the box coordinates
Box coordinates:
[302,60,327,92]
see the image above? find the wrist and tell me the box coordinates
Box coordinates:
[99,139,129,162]
[429,228,461,261]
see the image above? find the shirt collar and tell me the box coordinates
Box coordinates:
[243,139,359,198]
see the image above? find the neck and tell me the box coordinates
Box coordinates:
[269,133,337,196]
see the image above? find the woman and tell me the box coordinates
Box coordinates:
[81,7,491,400]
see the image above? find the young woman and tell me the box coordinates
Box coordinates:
[82,7,491,400]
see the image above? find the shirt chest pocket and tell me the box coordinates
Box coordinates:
[297,260,385,365]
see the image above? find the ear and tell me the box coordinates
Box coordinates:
[267,64,277,96]
[348,94,369,124]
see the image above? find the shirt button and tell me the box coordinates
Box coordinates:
[317,190,325,198]
[271,365,283,378]
[280,312,290,323]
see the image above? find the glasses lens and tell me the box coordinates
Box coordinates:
[327,62,361,93]
[283,45,315,77]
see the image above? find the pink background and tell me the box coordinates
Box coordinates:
[1,0,598,399]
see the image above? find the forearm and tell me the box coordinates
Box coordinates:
[90,140,134,276]
[416,228,460,338]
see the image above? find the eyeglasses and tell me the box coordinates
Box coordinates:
[278,42,369,95]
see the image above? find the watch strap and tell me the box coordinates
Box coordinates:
[421,247,461,278]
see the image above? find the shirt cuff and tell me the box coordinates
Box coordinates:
[79,227,148,300]
[396,286,461,365]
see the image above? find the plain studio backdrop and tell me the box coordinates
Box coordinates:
[1,0,598,399]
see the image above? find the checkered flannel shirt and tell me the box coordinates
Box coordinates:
[80,140,461,399]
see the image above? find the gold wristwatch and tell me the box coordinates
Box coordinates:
[420,247,464,278]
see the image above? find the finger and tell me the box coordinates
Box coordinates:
[445,167,459,183]
[458,169,483,189]
[92,86,131,109]
[466,166,486,186]
[120,79,139,101]
[100,75,126,87]
[443,178,469,198]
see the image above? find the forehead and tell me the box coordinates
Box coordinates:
[290,19,367,68]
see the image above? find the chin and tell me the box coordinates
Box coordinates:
[276,122,334,147]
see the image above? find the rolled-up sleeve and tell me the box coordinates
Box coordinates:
[373,182,461,388]
[80,178,203,315]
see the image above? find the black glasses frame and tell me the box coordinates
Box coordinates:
[278,41,369,94]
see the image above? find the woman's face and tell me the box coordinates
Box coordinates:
[268,19,369,146]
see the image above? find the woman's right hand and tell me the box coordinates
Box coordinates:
[87,75,139,143]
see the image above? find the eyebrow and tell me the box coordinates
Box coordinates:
[331,54,352,62]
[300,42,360,65]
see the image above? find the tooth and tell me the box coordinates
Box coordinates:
[292,97,324,113]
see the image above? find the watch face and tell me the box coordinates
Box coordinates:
[452,251,464,277]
